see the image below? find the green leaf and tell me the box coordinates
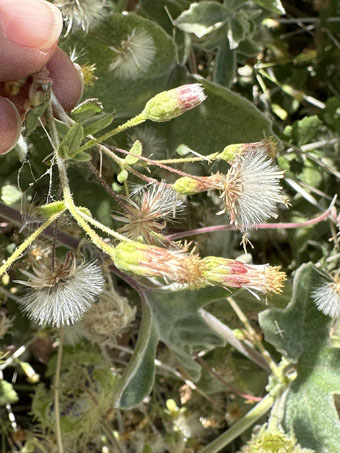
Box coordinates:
[253,0,285,15]
[71,99,103,122]
[213,37,236,87]
[59,122,84,157]
[0,380,19,406]
[291,115,323,146]
[125,140,142,165]
[174,2,229,38]
[166,75,275,155]
[115,303,159,409]
[145,287,226,380]
[82,112,114,136]
[259,263,340,452]
[65,14,176,117]
[24,97,50,137]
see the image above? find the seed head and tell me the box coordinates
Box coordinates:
[142,84,206,122]
[312,273,340,318]
[109,28,156,80]
[55,0,106,35]
[202,257,286,296]
[17,253,104,327]
[112,183,184,244]
[220,149,287,230]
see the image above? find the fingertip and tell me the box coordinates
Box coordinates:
[0,97,22,154]
[47,48,83,112]
[0,0,63,51]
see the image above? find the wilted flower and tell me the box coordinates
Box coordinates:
[17,253,104,327]
[219,149,287,230]
[312,273,340,318]
[55,0,106,35]
[202,257,286,296]
[112,183,184,244]
[173,173,224,195]
[142,84,206,122]
[109,28,156,80]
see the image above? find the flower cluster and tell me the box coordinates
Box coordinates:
[312,272,340,318]
[174,148,288,231]
[114,241,286,295]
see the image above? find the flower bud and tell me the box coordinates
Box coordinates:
[202,257,286,295]
[114,241,204,288]
[142,84,206,122]
[173,174,224,195]
[217,138,278,163]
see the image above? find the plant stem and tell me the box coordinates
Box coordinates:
[0,213,62,278]
[167,204,337,240]
[199,394,274,453]
[54,328,65,453]
[76,114,146,154]
[226,297,281,379]
[199,309,271,372]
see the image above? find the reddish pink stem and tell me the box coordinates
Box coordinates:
[167,207,336,240]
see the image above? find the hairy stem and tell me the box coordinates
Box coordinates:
[54,328,65,453]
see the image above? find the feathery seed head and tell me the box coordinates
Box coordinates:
[142,84,206,123]
[218,138,278,163]
[202,257,286,295]
[312,273,340,318]
[219,149,287,230]
[17,253,104,327]
[113,183,184,244]
[55,0,106,35]
[109,28,156,80]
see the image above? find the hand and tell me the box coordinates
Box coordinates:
[0,0,83,154]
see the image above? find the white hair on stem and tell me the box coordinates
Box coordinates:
[109,28,156,80]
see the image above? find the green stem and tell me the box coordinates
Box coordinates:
[54,328,65,453]
[199,394,274,453]
[76,209,131,243]
[0,213,62,278]
[76,113,146,154]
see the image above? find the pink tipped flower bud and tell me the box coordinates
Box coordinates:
[202,257,286,295]
[142,84,206,122]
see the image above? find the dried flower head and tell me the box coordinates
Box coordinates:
[81,290,136,347]
[17,253,104,327]
[55,0,107,35]
[202,257,286,296]
[220,149,287,230]
[312,272,340,318]
[109,28,156,80]
[112,183,184,244]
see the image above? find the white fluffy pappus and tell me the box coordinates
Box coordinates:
[220,149,288,231]
[312,275,340,318]
[109,28,156,80]
[17,257,104,328]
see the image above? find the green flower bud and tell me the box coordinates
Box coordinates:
[142,84,206,122]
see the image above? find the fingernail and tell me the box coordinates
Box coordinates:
[0,0,63,51]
